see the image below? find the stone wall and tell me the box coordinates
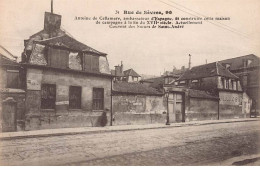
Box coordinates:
[186,98,218,122]
[219,91,244,119]
[112,94,166,125]
[25,68,112,130]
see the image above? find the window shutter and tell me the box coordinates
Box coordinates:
[48,48,69,69]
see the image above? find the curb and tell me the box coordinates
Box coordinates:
[0,118,259,141]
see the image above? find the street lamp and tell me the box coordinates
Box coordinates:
[165,90,170,125]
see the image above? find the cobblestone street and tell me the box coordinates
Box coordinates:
[0,121,259,166]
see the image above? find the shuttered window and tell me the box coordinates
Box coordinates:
[48,47,69,69]
[41,84,56,109]
[6,70,19,88]
[69,86,81,109]
[93,88,104,110]
[83,54,99,72]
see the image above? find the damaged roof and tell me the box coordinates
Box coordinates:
[34,34,106,55]
[113,82,163,96]
[123,69,141,77]
[177,62,238,81]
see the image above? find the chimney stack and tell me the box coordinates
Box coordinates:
[51,0,53,13]
[120,61,123,73]
[188,54,191,69]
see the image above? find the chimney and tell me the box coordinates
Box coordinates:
[120,61,123,73]
[51,0,53,13]
[188,54,191,69]
[44,12,62,37]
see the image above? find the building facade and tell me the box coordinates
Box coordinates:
[0,52,25,132]
[219,54,260,114]
[21,12,112,130]
[175,62,250,119]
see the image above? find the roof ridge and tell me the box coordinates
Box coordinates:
[220,54,258,61]
[35,34,65,42]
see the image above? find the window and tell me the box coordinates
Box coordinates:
[93,88,104,110]
[69,86,82,109]
[179,80,186,84]
[132,76,138,82]
[233,80,237,90]
[41,84,56,109]
[165,77,169,84]
[48,48,69,69]
[6,70,19,88]
[191,79,199,83]
[225,79,229,89]
[244,59,252,67]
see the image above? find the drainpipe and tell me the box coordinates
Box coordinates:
[110,78,113,126]
[217,99,220,120]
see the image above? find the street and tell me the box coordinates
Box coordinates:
[0,121,259,166]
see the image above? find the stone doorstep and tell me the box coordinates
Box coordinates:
[0,118,259,140]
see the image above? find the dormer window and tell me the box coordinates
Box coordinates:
[179,80,186,84]
[244,59,252,67]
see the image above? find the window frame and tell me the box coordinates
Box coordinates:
[69,86,82,109]
[92,88,104,111]
[6,70,19,88]
[41,83,56,109]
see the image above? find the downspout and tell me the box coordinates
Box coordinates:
[110,78,113,126]
[217,98,220,120]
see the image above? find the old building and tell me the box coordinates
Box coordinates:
[112,82,166,125]
[163,66,187,85]
[21,11,112,130]
[140,76,165,92]
[0,50,25,132]
[174,62,251,119]
[111,62,141,82]
[219,54,260,114]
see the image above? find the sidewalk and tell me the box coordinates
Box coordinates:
[0,118,259,140]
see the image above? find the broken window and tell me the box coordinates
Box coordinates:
[69,86,81,109]
[6,70,19,88]
[93,88,104,110]
[41,84,56,109]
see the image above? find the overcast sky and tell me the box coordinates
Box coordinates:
[0,0,260,76]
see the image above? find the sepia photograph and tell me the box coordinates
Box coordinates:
[0,0,259,166]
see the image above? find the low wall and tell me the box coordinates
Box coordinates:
[219,91,244,119]
[219,105,244,119]
[112,94,167,125]
[186,98,218,122]
[112,112,166,125]
[25,110,111,130]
